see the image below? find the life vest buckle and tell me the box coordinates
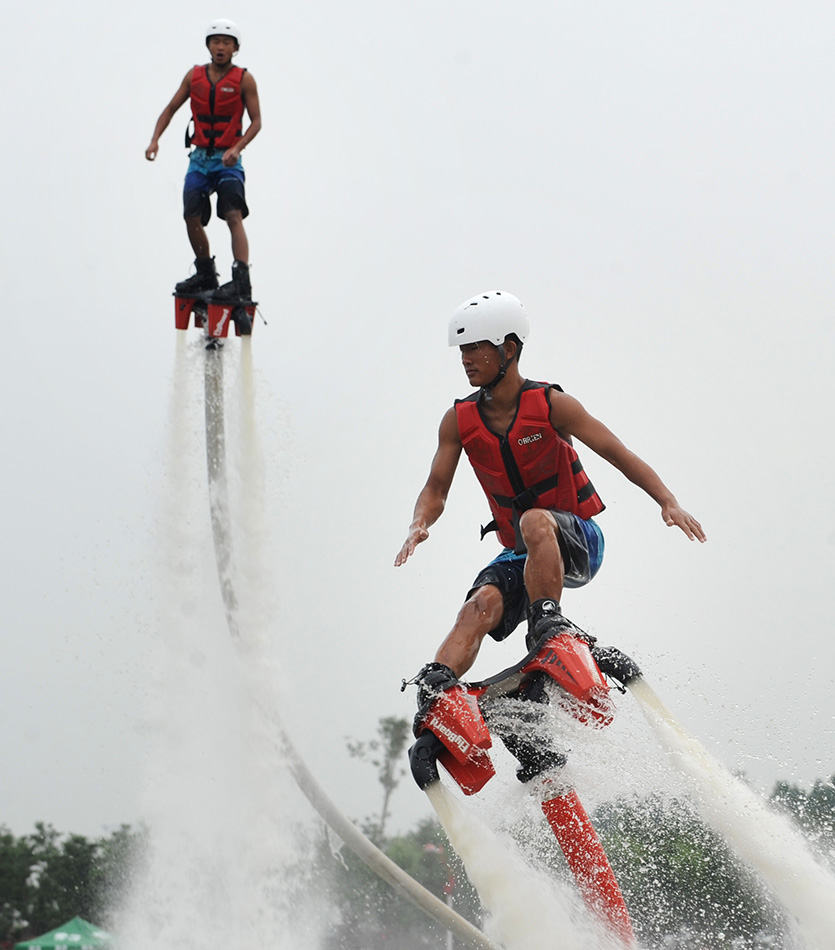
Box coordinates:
[511,486,539,512]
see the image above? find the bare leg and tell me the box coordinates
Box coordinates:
[518,509,564,603]
[435,585,504,677]
[185,216,211,259]
[225,209,249,263]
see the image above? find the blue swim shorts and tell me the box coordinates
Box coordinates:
[183,147,249,225]
[467,512,604,642]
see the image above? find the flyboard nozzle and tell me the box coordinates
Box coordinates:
[590,645,642,688]
[409,733,446,789]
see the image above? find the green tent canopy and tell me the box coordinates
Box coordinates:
[15,917,112,950]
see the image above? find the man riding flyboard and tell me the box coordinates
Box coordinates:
[145,19,261,305]
[396,291,706,785]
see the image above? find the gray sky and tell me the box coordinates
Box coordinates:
[2,0,834,840]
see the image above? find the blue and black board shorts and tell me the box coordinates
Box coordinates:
[468,511,604,642]
[183,147,249,225]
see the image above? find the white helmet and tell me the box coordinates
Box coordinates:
[206,18,241,46]
[448,291,530,347]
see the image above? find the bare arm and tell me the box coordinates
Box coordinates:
[222,72,262,167]
[145,71,192,161]
[550,390,706,542]
[394,408,463,566]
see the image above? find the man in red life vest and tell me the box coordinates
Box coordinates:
[145,19,262,302]
[396,291,705,736]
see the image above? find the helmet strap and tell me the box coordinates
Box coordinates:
[479,342,514,403]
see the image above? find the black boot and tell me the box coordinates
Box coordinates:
[590,645,642,687]
[526,598,575,650]
[488,673,568,783]
[506,736,568,783]
[407,662,459,736]
[408,733,446,789]
[213,259,252,302]
[175,257,218,294]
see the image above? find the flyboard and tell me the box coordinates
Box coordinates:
[177,310,501,950]
[408,630,643,948]
[174,289,257,344]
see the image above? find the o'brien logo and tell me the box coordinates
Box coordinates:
[429,718,472,754]
[221,86,235,93]
[518,432,543,446]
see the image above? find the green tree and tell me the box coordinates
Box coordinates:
[0,823,145,943]
[317,815,482,950]
[93,824,147,924]
[771,774,835,853]
[593,795,784,947]
[23,823,66,937]
[0,826,34,943]
[346,715,410,845]
[321,715,483,947]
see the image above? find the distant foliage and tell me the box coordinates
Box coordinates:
[593,795,786,947]
[315,815,481,950]
[2,771,831,949]
[331,717,829,948]
[345,715,411,846]
[330,715,481,947]
[0,823,145,945]
[769,774,835,856]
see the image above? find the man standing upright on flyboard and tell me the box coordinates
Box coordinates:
[145,19,261,303]
[396,291,705,769]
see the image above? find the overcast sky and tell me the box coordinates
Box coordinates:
[2,0,834,844]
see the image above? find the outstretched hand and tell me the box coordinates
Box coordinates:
[394,526,429,567]
[662,504,706,542]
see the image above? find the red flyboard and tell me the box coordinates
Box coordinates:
[412,633,638,946]
[423,686,496,794]
[173,294,255,338]
[421,633,615,794]
[174,295,205,330]
[206,300,256,339]
[542,790,636,948]
[518,633,614,726]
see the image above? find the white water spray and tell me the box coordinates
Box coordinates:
[118,336,325,950]
[630,676,835,949]
[119,335,497,950]
[426,781,625,950]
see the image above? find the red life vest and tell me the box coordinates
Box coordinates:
[455,381,605,549]
[189,65,246,151]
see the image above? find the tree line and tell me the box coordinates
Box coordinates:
[0,823,142,947]
[0,717,832,949]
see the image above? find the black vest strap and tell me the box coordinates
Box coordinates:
[490,472,561,512]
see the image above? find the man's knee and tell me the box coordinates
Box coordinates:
[459,584,504,629]
[518,508,558,545]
